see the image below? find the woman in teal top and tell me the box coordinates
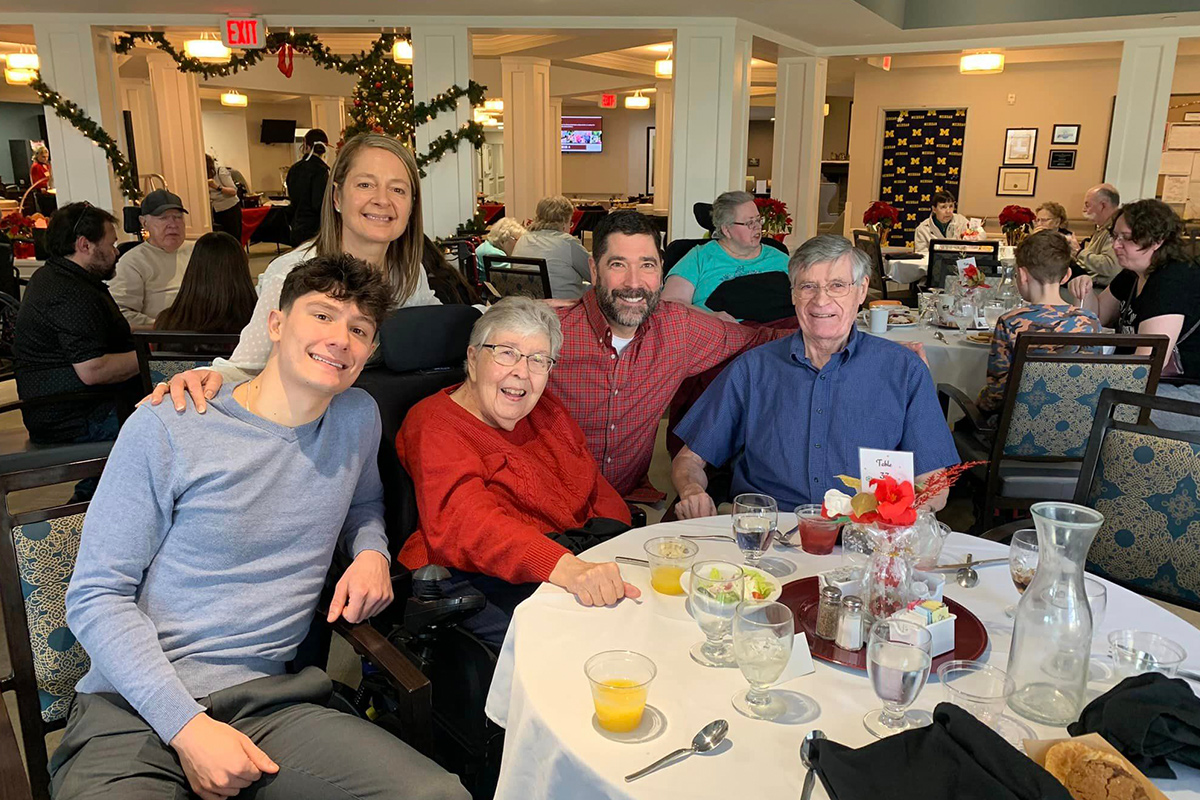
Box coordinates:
[662,190,790,320]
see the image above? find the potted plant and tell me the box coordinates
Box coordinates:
[862,200,900,245]
[753,197,793,242]
[999,205,1035,247]
[1,211,38,259]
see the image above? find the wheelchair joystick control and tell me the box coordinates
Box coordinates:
[412,564,451,600]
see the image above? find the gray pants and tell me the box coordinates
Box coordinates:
[1152,383,1200,431]
[49,667,468,800]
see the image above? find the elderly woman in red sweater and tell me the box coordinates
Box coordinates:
[397,296,638,646]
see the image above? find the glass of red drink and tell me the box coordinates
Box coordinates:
[795,504,842,555]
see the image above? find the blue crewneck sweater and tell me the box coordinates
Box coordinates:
[66,383,388,743]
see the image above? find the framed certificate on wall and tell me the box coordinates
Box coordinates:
[1004,128,1038,165]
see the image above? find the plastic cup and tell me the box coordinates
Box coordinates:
[584,650,656,733]
[1108,630,1186,679]
[938,660,1015,728]
[795,504,842,555]
[644,536,699,596]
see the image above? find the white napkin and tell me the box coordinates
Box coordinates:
[777,632,816,684]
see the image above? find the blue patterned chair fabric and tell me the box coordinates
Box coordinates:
[13,513,90,723]
[1087,429,1200,606]
[1002,361,1149,459]
[149,359,210,387]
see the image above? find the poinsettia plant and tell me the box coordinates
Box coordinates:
[754,197,793,236]
[998,204,1035,235]
[0,211,36,240]
[822,462,985,526]
[863,200,900,231]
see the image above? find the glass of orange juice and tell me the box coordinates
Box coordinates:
[585,650,657,733]
[644,536,699,595]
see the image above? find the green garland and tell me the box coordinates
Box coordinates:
[411,82,488,126]
[28,74,142,201]
[414,122,487,176]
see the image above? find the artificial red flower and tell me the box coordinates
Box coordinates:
[870,476,917,526]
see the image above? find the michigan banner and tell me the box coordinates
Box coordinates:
[879,108,967,247]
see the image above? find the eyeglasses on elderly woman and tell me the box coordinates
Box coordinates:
[480,343,557,374]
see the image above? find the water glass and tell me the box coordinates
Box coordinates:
[938,660,1015,729]
[1006,528,1038,618]
[1108,630,1187,679]
[731,601,795,720]
[794,504,842,555]
[689,560,745,668]
[982,301,1006,330]
[644,536,699,596]
[1085,577,1107,638]
[952,298,975,333]
[585,650,656,733]
[733,493,778,566]
[864,619,933,738]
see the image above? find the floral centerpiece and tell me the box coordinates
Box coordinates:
[999,204,1035,246]
[754,197,793,242]
[1,211,41,259]
[959,261,990,293]
[823,463,982,619]
[862,200,900,244]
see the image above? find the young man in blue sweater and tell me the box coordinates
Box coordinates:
[52,254,467,799]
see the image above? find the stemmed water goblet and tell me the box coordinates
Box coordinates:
[731,601,795,720]
[864,619,934,738]
[1006,529,1038,618]
[733,493,777,567]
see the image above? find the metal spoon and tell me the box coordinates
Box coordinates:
[799,729,826,800]
[624,719,729,782]
[934,331,949,344]
[956,554,979,588]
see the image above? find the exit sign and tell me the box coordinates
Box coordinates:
[223,17,267,49]
[599,93,617,109]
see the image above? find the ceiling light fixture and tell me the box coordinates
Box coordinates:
[184,36,232,63]
[625,91,650,110]
[4,68,35,85]
[6,52,39,71]
[959,52,1004,75]
[824,103,830,116]
[220,90,248,107]
[392,39,413,64]
[655,58,673,79]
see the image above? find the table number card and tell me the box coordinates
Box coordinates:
[859,447,915,489]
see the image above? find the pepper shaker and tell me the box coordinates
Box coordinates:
[815,585,842,641]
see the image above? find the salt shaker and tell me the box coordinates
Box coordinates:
[835,595,864,651]
[815,585,842,641]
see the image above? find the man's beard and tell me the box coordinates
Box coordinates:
[91,255,117,281]
[595,282,661,330]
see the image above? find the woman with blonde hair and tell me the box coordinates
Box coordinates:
[511,195,591,299]
[149,133,439,409]
[1034,201,1071,236]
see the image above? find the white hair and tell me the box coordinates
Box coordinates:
[787,234,871,286]
[468,296,563,360]
[486,217,526,248]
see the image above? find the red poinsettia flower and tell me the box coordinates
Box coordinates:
[869,476,917,526]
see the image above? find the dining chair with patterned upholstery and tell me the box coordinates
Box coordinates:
[939,332,1169,533]
[480,255,552,300]
[0,456,105,800]
[1077,388,1200,612]
[131,331,240,395]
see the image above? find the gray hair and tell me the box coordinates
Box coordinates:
[486,217,526,248]
[468,296,563,363]
[528,195,574,232]
[787,234,870,286]
[710,190,756,240]
[1090,183,1120,208]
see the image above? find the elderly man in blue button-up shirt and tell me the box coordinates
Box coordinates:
[670,234,959,519]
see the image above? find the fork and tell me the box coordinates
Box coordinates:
[679,534,736,542]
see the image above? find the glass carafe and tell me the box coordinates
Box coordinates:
[1006,502,1104,726]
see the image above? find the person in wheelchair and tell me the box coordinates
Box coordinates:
[397,297,640,649]
[54,254,468,800]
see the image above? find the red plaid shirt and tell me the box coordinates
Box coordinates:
[550,292,784,497]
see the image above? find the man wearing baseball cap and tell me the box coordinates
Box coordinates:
[108,188,195,328]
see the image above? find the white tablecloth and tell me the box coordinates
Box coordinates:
[886,246,1016,286]
[858,323,989,401]
[486,516,1200,800]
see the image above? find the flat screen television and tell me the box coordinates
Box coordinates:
[561,115,602,153]
[260,118,297,144]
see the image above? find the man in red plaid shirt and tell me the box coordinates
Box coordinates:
[549,211,786,500]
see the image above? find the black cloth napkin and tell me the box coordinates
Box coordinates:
[810,703,1071,800]
[1068,672,1200,779]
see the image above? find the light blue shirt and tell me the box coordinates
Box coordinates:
[675,327,959,508]
[67,383,388,743]
[670,239,790,312]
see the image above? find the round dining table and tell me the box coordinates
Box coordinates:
[485,514,1200,800]
[885,244,1017,287]
[857,321,990,405]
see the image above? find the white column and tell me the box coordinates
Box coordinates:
[33,22,126,213]
[502,56,553,223]
[669,23,752,241]
[146,52,210,237]
[548,96,563,198]
[1106,36,1179,202]
[771,56,827,248]
[309,96,346,139]
[652,80,674,212]
[410,24,476,238]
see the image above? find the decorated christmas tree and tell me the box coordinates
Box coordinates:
[344,57,415,143]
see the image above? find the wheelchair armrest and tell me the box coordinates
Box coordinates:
[627,503,647,529]
[979,518,1032,544]
[0,685,33,800]
[937,383,991,432]
[330,616,433,756]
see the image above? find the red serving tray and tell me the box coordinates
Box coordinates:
[779,576,989,672]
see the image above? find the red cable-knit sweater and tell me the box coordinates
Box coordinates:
[396,386,631,584]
